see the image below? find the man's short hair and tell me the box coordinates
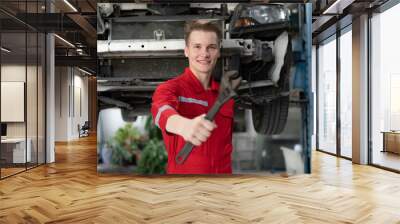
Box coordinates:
[184,20,222,46]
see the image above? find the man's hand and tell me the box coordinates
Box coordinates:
[181,114,217,146]
[166,114,217,146]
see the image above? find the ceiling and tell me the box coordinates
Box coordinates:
[311,0,390,43]
[0,0,396,74]
[0,0,96,73]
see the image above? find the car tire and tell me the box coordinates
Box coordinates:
[252,95,289,135]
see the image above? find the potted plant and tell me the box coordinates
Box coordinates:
[137,139,168,175]
[136,116,167,174]
[107,123,141,166]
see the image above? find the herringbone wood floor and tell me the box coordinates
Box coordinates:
[1,135,400,224]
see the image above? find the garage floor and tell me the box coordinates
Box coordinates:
[0,136,399,223]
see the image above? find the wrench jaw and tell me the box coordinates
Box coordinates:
[175,70,242,165]
[218,70,242,104]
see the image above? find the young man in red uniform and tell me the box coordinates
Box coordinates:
[151,21,234,174]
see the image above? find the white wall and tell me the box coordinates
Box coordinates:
[1,65,40,137]
[55,67,68,141]
[2,63,46,164]
[71,72,89,139]
[1,65,26,81]
[55,67,89,141]
[1,66,26,127]
[1,65,26,141]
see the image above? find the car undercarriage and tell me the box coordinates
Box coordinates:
[97,3,307,135]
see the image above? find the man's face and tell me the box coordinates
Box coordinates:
[184,30,220,77]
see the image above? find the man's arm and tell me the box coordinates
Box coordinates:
[166,114,216,146]
[151,81,216,146]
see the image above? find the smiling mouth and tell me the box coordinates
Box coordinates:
[197,60,211,65]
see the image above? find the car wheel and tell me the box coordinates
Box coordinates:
[252,95,289,135]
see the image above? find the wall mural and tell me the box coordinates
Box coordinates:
[96,3,313,175]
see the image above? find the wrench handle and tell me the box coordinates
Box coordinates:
[175,142,194,164]
[175,100,224,165]
[204,100,223,121]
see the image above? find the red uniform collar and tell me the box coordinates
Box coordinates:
[183,67,219,93]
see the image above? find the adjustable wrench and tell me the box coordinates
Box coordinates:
[175,70,242,165]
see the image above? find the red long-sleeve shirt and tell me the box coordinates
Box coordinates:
[151,68,234,174]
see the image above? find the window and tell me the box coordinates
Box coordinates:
[371,3,400,171]
[0,0,47,179]
[317,36,337,154]
[339,28,352,158]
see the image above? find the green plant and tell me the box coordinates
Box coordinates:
[107,123,141,166]
[145,116,163,140]
[135,116,167,174]
[137,139,168,174]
